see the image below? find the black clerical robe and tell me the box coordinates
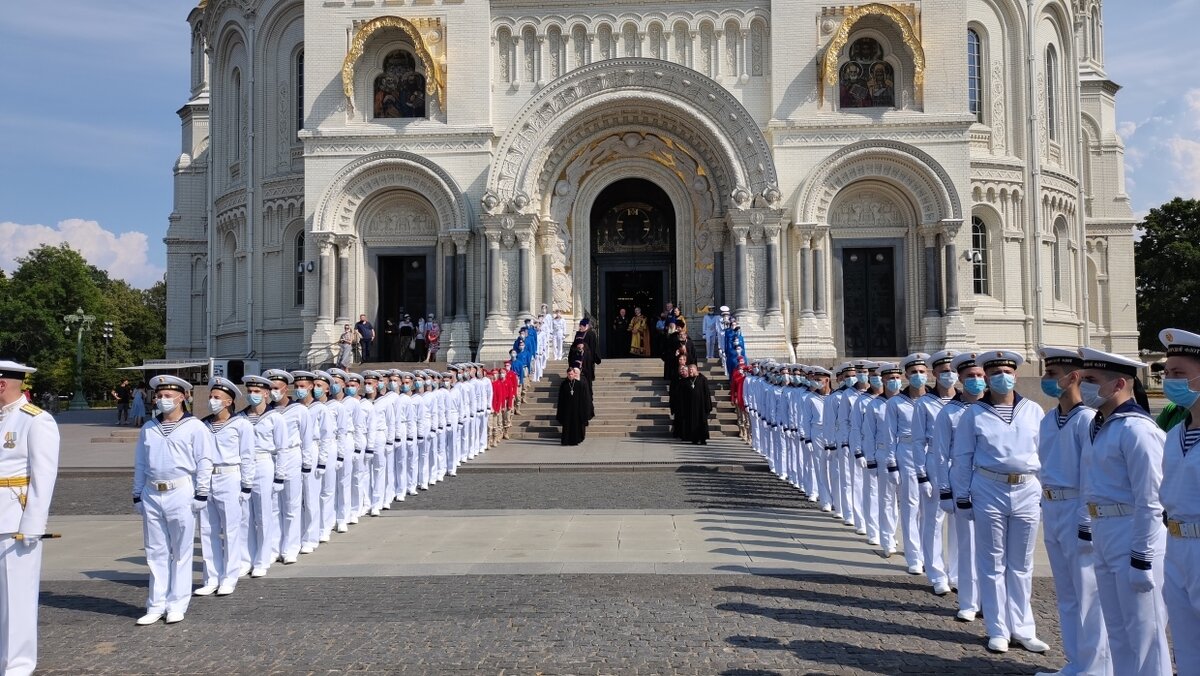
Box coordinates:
[678,374,714,444]
[556,378,594,446]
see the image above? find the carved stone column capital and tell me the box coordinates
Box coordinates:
[939,218,965,241]
[730,225,749,246]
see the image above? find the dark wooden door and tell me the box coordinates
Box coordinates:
[841,247,897,357]
[601,270,663,358]
[377,255,428,360]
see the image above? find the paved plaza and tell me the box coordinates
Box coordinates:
[38,410,1068,674]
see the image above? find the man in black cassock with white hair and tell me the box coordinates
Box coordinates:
[556,366,594,446]
[679,363,714,445]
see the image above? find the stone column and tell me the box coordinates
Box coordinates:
[813,243,826,317]
[799,236,814,317]
[713,251,725,308]
[539,221,558,313]
[334,236,353,322]
[764,224,781,315]
[441,236,455,320]
[923,232,940,318]
[317,235,334,322]
[941,220,964,315]
[739,30,750,81]
[731,225,750,314]
[484,228,501,319]
[452,231,469,320]
[537,35,547,86]
[517,230,533,319]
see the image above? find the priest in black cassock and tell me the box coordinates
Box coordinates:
[678,364,714,445]
[668,354,690,438]
[556,366,594,446]
[568,340,597,384]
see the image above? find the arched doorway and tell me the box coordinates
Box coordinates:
[590,178,675,358]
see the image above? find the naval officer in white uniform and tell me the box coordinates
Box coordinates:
[0,360,59,676]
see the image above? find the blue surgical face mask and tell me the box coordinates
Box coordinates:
[402,383,412,393]
[937,371,958,390]
[1040,377,1064,399]
[908,373,927,389]
[1078,381,1108,408]
[377,382,386,393]
[346,386,358,397]
[388,381,399,392]
[156,397,177,413]
[884,378,902,393]
[312,387,325,399]
[988,373,1016,395]
[857,373,869,386]
[869,375,883,389]
[294,387,309,400]
[247,392,264,406]
[330,384,342,396]
[270,389,285,402]
[1164,377,1200,409]
[962,376,987,396]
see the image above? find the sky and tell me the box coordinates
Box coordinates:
[0,1,1197,289]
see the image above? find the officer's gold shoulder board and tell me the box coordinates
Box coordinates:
[20,403,43,416]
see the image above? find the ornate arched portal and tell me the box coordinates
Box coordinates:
[478,58,785,357]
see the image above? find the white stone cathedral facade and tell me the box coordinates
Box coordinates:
[166,0,1138,366]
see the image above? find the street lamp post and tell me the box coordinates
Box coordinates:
[102,321,114,368]
[63,307,96,410]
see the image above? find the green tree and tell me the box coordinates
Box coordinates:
[0,244,168,401]
[1136,198,1200,349]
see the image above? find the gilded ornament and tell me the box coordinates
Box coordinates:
[341,16,445,113]
[820,3,925,105]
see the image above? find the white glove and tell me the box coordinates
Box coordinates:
[15,534,38,552]
[920,479,933,498]
[1077,529,1094,556]
[957,500,974,521]
[1130,566,1155,594]
[192,497,208,513]
[336,459,344,471]
[272,478,285,494]
[314,466,326,480]
[857,456,868,469]
[239,487,252,504]
[888,468,901,486]
[939,499,954,514]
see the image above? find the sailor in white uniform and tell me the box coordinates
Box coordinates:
[0,360,59,676]
[825,362,856,523]
[133,375,216,625]
[327,369,356,533]
[1035,347,1112,676]
[951,350,1049,654]
[290,370,328,554]
[932,352,985,622]
[850,361,882,542]
[196,376,252,597]
[311,371,339,542]
[867,362,902,557]
[1078,347,1170,676]
[354,372,379,519]
[237,375,284,577]
[1158,328,1200,676]
[886,353,930,575]
[805,366,833,511]
[911,349,958,594]
[264,369,306,564]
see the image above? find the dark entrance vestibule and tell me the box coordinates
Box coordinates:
[376,254,429,361]
[589,178,676,358]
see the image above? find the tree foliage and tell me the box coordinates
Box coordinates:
[0,244,167,398]
[1136,198,1200,349]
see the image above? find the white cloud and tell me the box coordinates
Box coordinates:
[1168,137,1200,198]
[0,219,165,289]
[1120,88,1200,211]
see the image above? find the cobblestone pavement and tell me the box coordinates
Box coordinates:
[39,574,1063,675]
[53,469,811,516]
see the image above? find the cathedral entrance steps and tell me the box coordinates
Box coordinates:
[505,358,738,440]
[356,361,449,372]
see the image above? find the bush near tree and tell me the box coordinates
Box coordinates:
[0,244,167,401]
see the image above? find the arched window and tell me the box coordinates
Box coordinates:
[547,26,563,78]
[1090,8,1101,61]
[839,37,894,109]
[673,22,688,65]
[648,23,664,60]
[373,50,426,118]
[971,216,990,295]
[750,19,767,77]
[295,50,304,132]
[497,27,514,82]
[294,230,305,307]
[597,24,613,61]
[222,232,237,320]
[967,29,983,123]
[1045,45,1058,141]
[1052,218,1068,301]
[622,23,638,58]
[572,25,589,69]
[230,68,242,161]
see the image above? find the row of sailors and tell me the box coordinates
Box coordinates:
[741,332,1200,676]
[132,363,513,627]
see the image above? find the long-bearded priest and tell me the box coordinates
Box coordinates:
[679,364,715,445]
[556,366,594,446]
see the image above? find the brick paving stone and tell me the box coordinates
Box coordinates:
[53,469,814,516]
[38,574,1065,675]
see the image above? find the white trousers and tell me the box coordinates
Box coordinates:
[551,335,564,360]
[0,537,43,676]
[919,489,948,587]
[381,444,395,503]
[971,474,1040,641]
[896,446,923,568]
[1092,515,1171,676]
[369,448,388,510]
[199,470,241,587]
[1166,536,1200,676]
[862,465,880,542]
[241,454,277,571]
[847,454,865,530]
[836,447,855,523]
[419,436,433,488]
[335,452,353,525]
[804,441,819,498]
[1042,497,1112,676]
[301,467,321,548]
[876,467,899,550]
[952,507,979,612]
[273,447,302,559]
[351,450,369,517]
[706,335,719,358]
[318,463,336,537]
[141,477,195,615]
